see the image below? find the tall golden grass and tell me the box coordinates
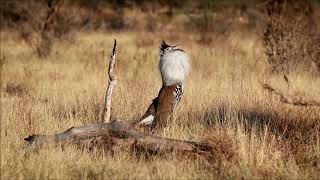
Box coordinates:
[1,29,319,179]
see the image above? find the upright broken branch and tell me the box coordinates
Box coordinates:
[103,39,118,123]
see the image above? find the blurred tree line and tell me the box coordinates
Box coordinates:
[0,0,268,29]
[1,0,319,71]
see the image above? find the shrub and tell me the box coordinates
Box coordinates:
[263,0,320,74]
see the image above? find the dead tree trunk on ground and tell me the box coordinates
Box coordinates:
[24,120,213,158]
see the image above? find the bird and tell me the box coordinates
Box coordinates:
[133,40,190,130]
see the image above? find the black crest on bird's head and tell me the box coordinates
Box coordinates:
[160,40,171,51]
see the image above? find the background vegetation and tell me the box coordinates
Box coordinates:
[1,0,320,179]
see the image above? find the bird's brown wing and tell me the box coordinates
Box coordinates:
[151,85,177,129]
[133,84,182,130]
[132,97,158,126]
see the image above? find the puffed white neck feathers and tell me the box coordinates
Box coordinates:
[159,45,190,86]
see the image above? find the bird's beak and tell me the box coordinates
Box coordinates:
[173,45,179,49]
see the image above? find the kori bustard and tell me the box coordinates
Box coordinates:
[133,40,190,130]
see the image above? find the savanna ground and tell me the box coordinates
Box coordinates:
[1,1,320,179]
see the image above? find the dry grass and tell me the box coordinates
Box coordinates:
[1,29,320,179]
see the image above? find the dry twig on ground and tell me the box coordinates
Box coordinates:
[260,80,320,107]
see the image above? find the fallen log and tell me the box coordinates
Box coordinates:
[24,120,213,158]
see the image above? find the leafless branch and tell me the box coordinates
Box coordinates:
[103,39,118,123]
[260,81,320,107]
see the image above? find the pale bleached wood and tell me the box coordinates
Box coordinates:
[103,39,118,123]
[24,120,213,158]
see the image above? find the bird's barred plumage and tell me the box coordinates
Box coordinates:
[134,41,190,130]
[173,84,183,105]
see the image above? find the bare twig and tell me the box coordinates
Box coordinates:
[260,81,320,107]
[283,74,290,88]
[103,39,118,123]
